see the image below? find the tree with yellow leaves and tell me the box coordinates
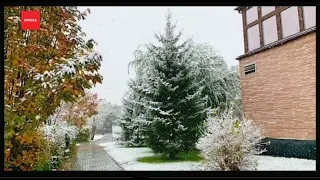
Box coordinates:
[4,6,103,171]
[63,92,99,128]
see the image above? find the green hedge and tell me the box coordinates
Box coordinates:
[261,138,316,160]
[34,140,78,171]
[76,128,90,142]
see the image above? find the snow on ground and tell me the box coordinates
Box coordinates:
[91,134,104,141]
[99,142,316,171]
[256,155,316,171]
[99,142,203,171]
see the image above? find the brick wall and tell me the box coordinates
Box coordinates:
[239,32,316,140]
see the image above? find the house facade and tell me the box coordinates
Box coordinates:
[235,6,316,141]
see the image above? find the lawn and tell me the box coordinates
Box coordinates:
[137,151,203,163]
[99,142,204,170]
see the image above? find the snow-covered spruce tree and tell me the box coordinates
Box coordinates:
[131,12,206,158]
[121,44,158,147]
[127,79,149,146]
[196,109,266,171]
[119,88,135,143]
[127,114,148,147]
[119,78,148,147]
[127,11,243,156]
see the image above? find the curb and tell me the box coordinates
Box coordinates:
[98,142,125,171]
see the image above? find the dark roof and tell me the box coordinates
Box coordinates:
[236,27,316,60]
[234,6,247,12]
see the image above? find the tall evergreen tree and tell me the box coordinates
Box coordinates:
[125,11,242,157]
[119,89,135,143]
[119,78,148,147]
[134,12,206,158]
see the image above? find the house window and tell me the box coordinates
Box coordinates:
[303,6,316,29]
[261,6,275,16]
[247,24,260,51]
[246,6,258,24]
[263,16,278,45]
[281,6,300,38]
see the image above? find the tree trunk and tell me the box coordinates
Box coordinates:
[10,128,21,171]
[230,166,240,171]
[169,153,175,160]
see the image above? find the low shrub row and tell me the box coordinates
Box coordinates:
[261,138,316,160]
[33,123,91,171]
[76,127,91,142]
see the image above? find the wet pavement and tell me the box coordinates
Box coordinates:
[72,133,123,171]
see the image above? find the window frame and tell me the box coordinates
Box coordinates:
[246,6,258,24]
[242,6,307,53]
[261,6,275,17]
[247,24,260,51]
[262,15,278,45]
[302,6,316,30]
[281,6,300,38]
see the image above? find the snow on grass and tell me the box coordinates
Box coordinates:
[99,142,203,171]
[99,142,316,171]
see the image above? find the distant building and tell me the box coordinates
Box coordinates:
[235,6,315,151]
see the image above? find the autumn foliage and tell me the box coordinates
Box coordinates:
[64,93,99,128]
[4,6,103,171]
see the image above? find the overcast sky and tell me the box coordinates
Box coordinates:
[78,6,244,105]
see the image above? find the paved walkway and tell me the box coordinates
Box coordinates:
[72,133,123,171]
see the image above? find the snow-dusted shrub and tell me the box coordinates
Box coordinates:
[76,126,91,142]
[197,109,266,171]
[42,121,79,147]
[41,121,79,169]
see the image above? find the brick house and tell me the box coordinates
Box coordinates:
[234,6,316,144]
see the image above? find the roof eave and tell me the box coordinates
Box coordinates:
[236,27,316,60]
[234,6,246,13]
